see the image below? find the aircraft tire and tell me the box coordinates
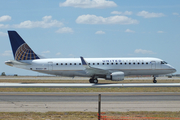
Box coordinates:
[89,78,98,84]
[153,80,157,83]
[94,79,98,84]
[89,79,94,83]
[153,77,157,83]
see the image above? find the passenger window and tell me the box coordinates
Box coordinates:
[146,62,148,64]
[70,63,72,65]
[125,63,127,65]
[116,63,118,65]
[97,63,99,65]
[74,63,76,65]
[138,62,140,65]
[88,63,90,65]
[102,63,105,65]
[129,63,131,65]
[111,63,113,65]
[61,63,63,65]
[93,63,95,65]
[142,62,144,64]
[65,63,67,65]
[79,63,81,65]
[133,62,135,65]
[120,63,122,65]
[56,63,58,65]
[107,63,109,65]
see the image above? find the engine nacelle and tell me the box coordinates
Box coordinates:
[106,72,124,81]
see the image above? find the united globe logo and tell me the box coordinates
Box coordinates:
[15,43,39,60]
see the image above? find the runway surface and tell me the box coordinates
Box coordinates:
[0,92,180,112]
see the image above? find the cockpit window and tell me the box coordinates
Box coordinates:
[161,61,168,64]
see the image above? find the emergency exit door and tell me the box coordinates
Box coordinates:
[151,61,156,69]
[48,62,53,70]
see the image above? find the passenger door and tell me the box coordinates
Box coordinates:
[151,61,156,70]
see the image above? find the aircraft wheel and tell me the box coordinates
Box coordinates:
[153,77,157,83]
[89,79,93,83]
[94,79,98,84]
[153,80,157,83]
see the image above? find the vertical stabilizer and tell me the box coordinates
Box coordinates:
[8,31,40,60]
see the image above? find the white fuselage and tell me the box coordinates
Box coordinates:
[12,57,176,78]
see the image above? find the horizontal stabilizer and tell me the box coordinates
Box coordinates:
[5,60,30,66]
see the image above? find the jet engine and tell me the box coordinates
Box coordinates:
[106,71,124,81]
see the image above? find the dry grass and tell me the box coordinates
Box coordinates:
[0,111,180,120]
[0,87,180,92]
[0,112,97,120]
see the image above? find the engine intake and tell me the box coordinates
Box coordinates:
[106,72,124,81]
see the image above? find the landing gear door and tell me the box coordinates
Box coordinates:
[151,61,156,70]
[48,62,53,71]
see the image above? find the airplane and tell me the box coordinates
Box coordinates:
[5,31,176,83]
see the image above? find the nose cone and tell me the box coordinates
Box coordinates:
[169,65,176,73]
[165,64,176,74]
[171,68,176,73]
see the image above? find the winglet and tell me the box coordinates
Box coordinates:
[80,56,87,65]
[80,56,90,69]
[80,56,109,75]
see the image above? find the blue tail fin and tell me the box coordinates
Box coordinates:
[8,31,40,60]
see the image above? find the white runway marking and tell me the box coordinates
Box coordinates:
[0,83,180,88]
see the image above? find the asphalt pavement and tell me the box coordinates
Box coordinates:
[0,92,180,112]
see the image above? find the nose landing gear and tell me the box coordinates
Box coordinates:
[153,77,157,83]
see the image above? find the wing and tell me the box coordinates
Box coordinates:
[80,56,110,75]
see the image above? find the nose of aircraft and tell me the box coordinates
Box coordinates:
[167,64,176,73]
[169,66,176,73]
[171,68,176,73]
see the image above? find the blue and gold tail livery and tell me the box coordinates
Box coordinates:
[8,31,40,60]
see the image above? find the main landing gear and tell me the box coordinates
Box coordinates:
[89,78,98,84]
[153,77,157,83]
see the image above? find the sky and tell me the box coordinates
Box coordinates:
[0,0,180,76]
